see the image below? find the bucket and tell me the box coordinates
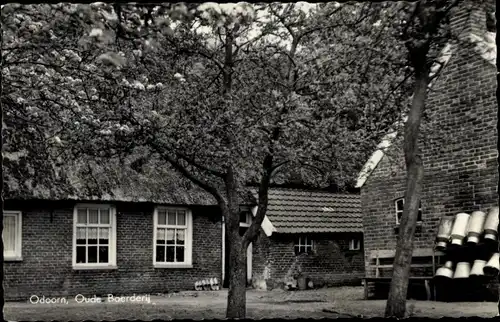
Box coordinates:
[436,215,454,250]
[450,213,470,246]
[466,211,486,244]
[484,207,499,241]
[484,253,499,277]
[453,262,471,279]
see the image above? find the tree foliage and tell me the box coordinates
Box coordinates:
[2,2,415,318]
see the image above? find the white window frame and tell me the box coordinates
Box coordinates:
[3,211,22,261]
[72,204,117,270]
[295,236,314,255]
[349,239,361,251]
[395,198,422,225]
[153,207,193,268]
[239,210,252,228]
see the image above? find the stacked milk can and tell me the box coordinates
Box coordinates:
[434,207,499,301]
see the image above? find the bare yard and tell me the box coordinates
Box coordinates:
[4,287,497,320]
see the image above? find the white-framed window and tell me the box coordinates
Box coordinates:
[295,236,314,255]
[239,209,252,236]
[395,197,422,225]
[73,204,117,269]
[349,239,361,251]
[3,211,22,261]
[239,210,252,228]
[153,207,193,268]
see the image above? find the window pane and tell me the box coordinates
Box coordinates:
[77,209,87,224]
[3,216,16,252]
[177,230,185,245]
[100,209,110,224]
[239,211,248,223]
[177,211,186,225]
[98,228,109,244]
[157,229,165,243]
[166,246,175,262]
[166,229,175,244]
[156,245,165,262]
[158,211,167,225]
[88,227,98,244]
[167,211,176,225]
[397,213,403,223]
[396,199,404,211]
[418,210,423,221]
[76,228,86,244]
[176,246,185,262]
[98,246,109,263]
[76,246,86,263]
[88,246,98,263]
[89,209,99,224]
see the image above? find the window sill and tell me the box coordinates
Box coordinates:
[72,265,118,270]
[4,256,23,262]
[154,263,193,269]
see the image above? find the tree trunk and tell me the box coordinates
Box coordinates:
[226,233,247,318]
[385,69,428,318]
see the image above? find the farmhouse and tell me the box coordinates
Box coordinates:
[3,163,363,300]
[355,1,498,301]
[3,196,225,301]
[251,188,364,290]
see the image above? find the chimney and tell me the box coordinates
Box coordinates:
[449,0,494,39]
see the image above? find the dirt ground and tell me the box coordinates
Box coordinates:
[4,286,498,320]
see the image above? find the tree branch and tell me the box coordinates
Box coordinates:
[151,144,226,206]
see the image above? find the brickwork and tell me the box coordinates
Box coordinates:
[3,201,222,300]
[252,231,365,289]
[360,1,497,278]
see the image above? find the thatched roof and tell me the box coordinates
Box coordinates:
[3,153,221,205]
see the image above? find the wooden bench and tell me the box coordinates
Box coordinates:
[362,248,444,300]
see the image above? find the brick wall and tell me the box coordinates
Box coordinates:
[252,231,365,289]
[3,200,223,300]
[360,1,497,279]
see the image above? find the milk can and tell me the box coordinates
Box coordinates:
[484,253,499,276]
[470,259,487,276]
[453,262,471,279]
[435,215,454,250]
[466,211,486,244]
[484,207,499,241]
[450,213,470,246]
[435,261,454,279]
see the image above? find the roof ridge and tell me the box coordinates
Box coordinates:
[268,187,359,195]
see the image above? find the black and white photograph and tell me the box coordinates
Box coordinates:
[2,0,498,320]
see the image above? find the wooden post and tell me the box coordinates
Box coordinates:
[424,280,431,301]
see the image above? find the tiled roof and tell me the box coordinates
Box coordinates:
[263,188,362,234]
